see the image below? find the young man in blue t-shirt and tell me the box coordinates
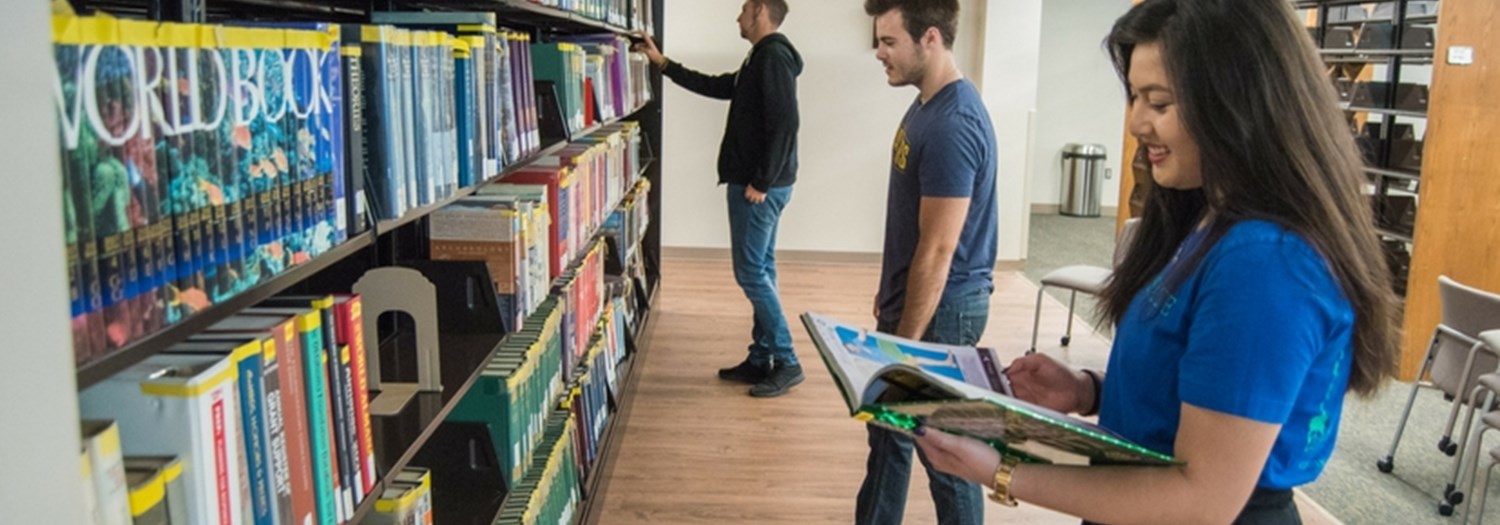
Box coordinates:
[857,1,999,524]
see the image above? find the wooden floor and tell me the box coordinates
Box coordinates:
[593,257,1338,524]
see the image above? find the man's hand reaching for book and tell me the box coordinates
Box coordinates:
[1005,353,1097,415]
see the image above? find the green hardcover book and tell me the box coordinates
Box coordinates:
[802,312,1177,466]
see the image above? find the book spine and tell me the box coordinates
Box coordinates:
[229,348,276,525]
[295,315,338,525]
[196,363,243,525]
[397,31,418,213]
[340,37,368,236]
[83,422,133,525]
[258,335,296,525]
[454,39,475,188]
[53,19,108,362]
[316,302,357,517]
[336,297,377,496]
[91,19,143,352]
[320,27,347,246]
[194,29,228,305]
[209,29,248,301]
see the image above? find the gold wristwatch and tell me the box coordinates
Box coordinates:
[988,453,1022,507]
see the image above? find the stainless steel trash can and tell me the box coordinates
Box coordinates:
[1060,143,1108,217]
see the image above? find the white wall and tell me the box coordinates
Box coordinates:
[659,0,1018,257]
[0,1,87,523]
[976,0,1043,261]
[1029,0,1132,209]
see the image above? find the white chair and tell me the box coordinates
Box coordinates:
[1028,218,1140,353]
[1376,276,1500,516]
[1447,330,1500,518]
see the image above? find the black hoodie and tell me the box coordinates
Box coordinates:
[662,33,804,192]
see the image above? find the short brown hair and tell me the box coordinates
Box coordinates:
[864,0,959,49]
[750,0,790,26]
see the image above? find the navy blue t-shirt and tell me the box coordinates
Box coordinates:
[1100,220,1355,489]
[877,80,998,325]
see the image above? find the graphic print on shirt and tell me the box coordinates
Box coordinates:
[892,126,910,172]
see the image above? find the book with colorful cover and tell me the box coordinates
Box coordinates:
[246,308,338,524]
[52,15,109,362]
[259,295,362,512]
[802,313,1174,466]
[331,293,377,497]
[195,315,310,525]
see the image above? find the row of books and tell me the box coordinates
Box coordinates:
[449,298,568,489]
[54,12,653,366]
[430,123,647,331]
[497,409,582,525]
[54,17,352,364]
[78,294,378,525]
[567,299,630,482]
[525,0,656,33]
[360,13,551,220]
[534,37,653,138]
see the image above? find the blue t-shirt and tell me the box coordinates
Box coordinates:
[1099,220,1355,489]
[877,80,998,324]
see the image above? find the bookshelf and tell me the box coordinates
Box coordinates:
[51,0,666,523]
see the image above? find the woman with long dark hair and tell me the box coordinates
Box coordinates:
[911,0,1400,523]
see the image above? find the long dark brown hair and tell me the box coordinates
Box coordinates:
[1099,0,1399,396]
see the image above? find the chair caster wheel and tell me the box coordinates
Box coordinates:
[1440,437,1459,456]
[1060,336,1071,346]
[1439,502,1455,516]
[1376,457,1394,473]
[1450,491,1465,506]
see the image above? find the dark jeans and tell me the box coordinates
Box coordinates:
[726,183,797,368]
[1082,487,1301,525]
[855,289,991,525]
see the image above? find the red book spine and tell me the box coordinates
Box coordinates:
[335,295,377,496]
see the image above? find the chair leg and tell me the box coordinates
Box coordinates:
[1444,342,1492,457]
[1380,337,1441,473]
[1029,286,1046,354]
[1455,391,1500,511]
[1465,460,1498,525]
[1449,385,1491,502]
[1061,290,1077,347]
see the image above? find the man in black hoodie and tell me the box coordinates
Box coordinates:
[635,0,805,397]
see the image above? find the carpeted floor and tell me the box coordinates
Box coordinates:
[1024,212,1500,525]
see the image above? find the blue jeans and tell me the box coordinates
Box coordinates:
[726,183,797,368]
[856,289,991,525]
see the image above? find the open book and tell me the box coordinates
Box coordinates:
[802,312,1175,466]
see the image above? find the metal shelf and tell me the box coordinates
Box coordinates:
[76,232,375,389]
[1366,166,1422,181]
[1377,227,1415,243]
[1345,105,1428,118]
[1321,48,1435,57]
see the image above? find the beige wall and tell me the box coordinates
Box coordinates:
[659,0,1035,260]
